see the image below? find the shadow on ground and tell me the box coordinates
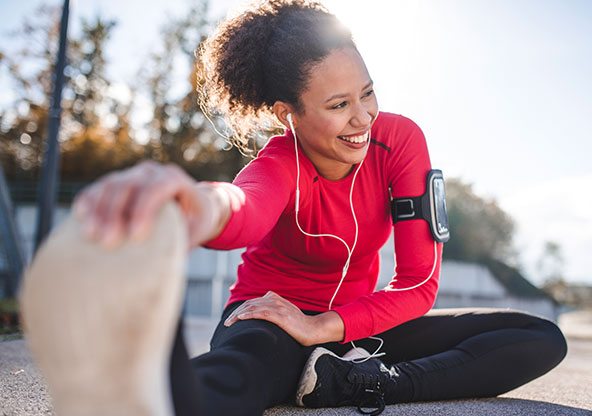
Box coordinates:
[266,398,592,416]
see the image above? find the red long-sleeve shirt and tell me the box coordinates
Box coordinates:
[206,112,442,342]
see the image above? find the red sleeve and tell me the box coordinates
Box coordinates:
[334,115,442,342]
[204,143,295,250]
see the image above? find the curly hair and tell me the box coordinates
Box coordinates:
[197,0,356,152]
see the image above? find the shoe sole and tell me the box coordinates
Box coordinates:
[342,347,371,361]
[20,203,188,416]
[296,347,341,407]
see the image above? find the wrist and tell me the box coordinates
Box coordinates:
[311,311,345,344]
[192,183,231,245]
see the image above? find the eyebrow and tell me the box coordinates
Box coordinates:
[324,81,374,103]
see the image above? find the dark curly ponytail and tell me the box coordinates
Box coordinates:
[198,0,356,151]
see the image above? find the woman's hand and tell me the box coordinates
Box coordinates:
[224,291,345,346]
[73,161,230,248]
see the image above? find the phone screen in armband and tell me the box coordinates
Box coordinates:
[428,170,450,242]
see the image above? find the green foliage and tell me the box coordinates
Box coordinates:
[0,297,21,338]
[443,178,516,264]
[0,297,18,314]
[0,1,250,189]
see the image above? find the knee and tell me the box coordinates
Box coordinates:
[231,325,281,357]
[547,321,568,366]
[212,319,304,366]
[531,317,568,370]
[218,321,285,354]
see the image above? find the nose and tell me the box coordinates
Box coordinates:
[350,101,374,129]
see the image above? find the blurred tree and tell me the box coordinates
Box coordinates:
[136,0,249,181]
[0,6,141,183]
[537,241,565,285]
[443,178,517,264]
[59,15,141,180]
[536,242,592,307]
[0,0,253,189]
[0,5,58,181]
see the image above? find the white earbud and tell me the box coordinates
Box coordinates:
[287,113,293,124]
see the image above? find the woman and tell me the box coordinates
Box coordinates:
[22,1,567,415]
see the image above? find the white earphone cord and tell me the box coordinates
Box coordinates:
[287,114,439,363]
[288,114,362,311]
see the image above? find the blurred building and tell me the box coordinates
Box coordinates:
[377,236,560,322]
[436,260,560,321]
[543,281,592,310]
[0,203,562,323]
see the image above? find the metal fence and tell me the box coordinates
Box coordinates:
[0,202,249,317]
[6,180,86,204]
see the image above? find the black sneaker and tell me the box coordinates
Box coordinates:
[296,347,399,415]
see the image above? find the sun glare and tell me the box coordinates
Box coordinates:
[323,1,438,112]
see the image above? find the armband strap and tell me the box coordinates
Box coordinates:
[391,197,423,222]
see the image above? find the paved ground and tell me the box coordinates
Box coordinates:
[1,310,591,415]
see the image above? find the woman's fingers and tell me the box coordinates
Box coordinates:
[78,170,137,245]
[96,180,138,247]
[127,164,191,241]
[74,180,109,239]
[224,292,291,326]
[224,300,256,326]
[72,161,201,247]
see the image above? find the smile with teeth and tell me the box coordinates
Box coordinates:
[338,131,369,143]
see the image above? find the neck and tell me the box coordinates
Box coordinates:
[316,163,356,181]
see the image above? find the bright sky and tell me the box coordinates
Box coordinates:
[1,0,591,285]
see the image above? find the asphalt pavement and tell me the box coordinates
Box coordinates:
[1,310,591,415]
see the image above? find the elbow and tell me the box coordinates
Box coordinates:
[420,276,439,315]
[425,291,437,314]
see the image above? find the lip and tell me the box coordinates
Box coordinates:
[337,129,370,148]
[339,129,371,139]
[339,140,368,150]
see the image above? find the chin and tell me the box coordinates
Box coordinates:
[348,147,370,164]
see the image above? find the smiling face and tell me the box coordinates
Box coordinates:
[283,47,379,180]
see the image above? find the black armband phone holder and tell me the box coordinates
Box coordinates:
[390,169,450,243]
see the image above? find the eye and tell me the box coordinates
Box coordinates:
[331,101,347,110]
[362,89,375,98]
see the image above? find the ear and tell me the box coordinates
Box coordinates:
[273,101,297,129]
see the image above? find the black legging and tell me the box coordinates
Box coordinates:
[170,304,567,416]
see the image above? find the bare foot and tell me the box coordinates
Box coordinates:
[20,202,188,415]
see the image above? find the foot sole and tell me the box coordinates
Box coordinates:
[20,203,188,416]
